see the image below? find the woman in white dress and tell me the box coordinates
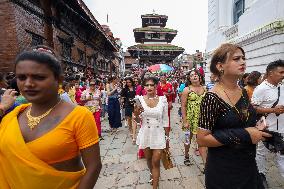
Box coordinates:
[134,76,170,189]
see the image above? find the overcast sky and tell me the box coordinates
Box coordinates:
[83,0,208,54]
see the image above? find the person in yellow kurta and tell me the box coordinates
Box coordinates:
[0,46,102,189]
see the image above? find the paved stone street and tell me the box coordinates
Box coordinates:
[96,103,284,189]
[96,104,205,189]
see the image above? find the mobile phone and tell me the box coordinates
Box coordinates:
[134,98,142,107]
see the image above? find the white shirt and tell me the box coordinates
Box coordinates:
[60,92,72,103]
[251,80,284,133]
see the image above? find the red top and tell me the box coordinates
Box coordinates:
[158,82,173,102]
[75,89,82,105]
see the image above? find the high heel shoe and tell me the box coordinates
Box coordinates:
[132,138,136,145]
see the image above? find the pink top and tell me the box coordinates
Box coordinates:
[136,85,146,96]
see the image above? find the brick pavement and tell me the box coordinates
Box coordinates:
[96,103,284,189]
[96,104,205,189]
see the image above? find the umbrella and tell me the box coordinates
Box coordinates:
[148,64,174,73]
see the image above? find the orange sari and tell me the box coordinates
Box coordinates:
[0,105,98,189]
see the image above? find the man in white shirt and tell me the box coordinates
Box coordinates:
[252,60,284,182]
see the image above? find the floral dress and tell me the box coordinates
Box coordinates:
[186,91,206,134]
[81,89,101,113]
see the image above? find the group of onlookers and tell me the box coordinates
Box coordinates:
[0,43,283,189]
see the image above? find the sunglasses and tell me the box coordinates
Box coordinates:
[144,84,155,87]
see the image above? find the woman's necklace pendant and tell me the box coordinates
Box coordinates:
[26,99,62,130]
[28,118,40,130]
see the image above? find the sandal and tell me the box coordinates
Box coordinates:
[184,157,191,166]
[148,173,153,185]
[194,148,200,156]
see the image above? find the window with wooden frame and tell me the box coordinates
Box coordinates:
[27,31,44,46]
[62,42,72,59]
[77,49,85,64]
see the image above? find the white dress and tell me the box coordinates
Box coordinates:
[136,96,169,149]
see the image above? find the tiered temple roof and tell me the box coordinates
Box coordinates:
[127,12,184,66]
[128,44,184,51]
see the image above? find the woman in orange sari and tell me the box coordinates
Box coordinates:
[0,46,102,189]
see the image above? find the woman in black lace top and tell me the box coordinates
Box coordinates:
[197,43,271,189]
[121,77,136,134]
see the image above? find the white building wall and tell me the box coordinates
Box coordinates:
[238,0,284,36]
[205,0,284,82]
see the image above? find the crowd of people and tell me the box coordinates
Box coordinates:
[0,43,283,189]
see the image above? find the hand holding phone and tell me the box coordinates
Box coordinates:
[133,98,143,123]
[134,98,142,108]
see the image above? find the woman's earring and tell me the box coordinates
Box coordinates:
[220,69,224,75]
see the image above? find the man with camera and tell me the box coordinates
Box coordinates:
[252,60,284,186]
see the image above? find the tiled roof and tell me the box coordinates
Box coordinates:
[128,44,184,51]
[141,14,168,18]
[133,27,177,33]
[76,0,119,51]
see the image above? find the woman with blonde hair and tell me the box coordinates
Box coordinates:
[197,43,271,189]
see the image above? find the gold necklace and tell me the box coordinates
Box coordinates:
[26,99,62,130]
[147,95,158,100]
[219,84,249,121]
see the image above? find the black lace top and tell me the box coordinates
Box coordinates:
[199,91,257,133]
[199,91,261,189]
[199,91,262,189]
[121,87,136,107]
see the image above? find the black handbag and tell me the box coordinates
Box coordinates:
[263,130,284,153]
[261,86,283,153]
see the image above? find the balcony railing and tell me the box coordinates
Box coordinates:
[223,24,238,40]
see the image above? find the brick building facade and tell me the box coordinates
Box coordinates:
[0,0,119,77]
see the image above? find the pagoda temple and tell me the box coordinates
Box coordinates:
[127,13,184,67]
